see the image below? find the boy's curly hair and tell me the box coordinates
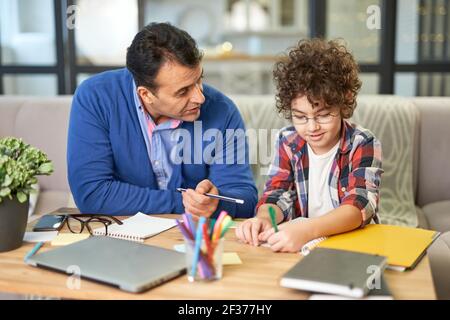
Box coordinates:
[273,38,361,119]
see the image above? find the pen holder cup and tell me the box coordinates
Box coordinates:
[184,238,224,282]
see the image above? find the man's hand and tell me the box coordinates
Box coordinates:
[182,179,219,218]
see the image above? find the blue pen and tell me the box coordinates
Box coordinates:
[191,217,206,279]
[24,241,44,262]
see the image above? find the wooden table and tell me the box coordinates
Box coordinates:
[0,215,436,300]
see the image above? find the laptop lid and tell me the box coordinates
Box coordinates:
[26,236,186,293]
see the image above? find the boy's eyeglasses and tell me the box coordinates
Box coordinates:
[292,113,339,125]
[65,214,123,235]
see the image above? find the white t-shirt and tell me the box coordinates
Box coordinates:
[307,142,340,218]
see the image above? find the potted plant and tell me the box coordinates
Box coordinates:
[0,137,53,252]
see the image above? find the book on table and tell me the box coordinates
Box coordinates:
[280,247,388,298]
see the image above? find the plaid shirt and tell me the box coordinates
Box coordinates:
[256,120,383,227]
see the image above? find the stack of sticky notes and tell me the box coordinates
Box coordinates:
[51,233,90,246]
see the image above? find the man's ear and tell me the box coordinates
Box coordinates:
[137,86,156,105]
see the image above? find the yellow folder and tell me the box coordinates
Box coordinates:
[317,224,440,269]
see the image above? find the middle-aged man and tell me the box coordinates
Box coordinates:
[67,22,257,218]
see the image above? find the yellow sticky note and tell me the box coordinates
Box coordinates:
[223,252,242,265]
[51,233,90,246]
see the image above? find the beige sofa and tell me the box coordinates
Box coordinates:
[1,94,450,298]
[0,95,449,230]
[0,96,73,216]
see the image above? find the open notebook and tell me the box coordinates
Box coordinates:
[93,212,177,242]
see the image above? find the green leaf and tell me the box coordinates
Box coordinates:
[1,174,12,187]
[38,162,53,174]
[0,187,11,197]
[0,137,53,199]
[17,191,27,203]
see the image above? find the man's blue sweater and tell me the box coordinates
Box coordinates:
[67,68,257,218]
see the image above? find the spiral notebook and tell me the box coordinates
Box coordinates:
[93,212,177,242]
[284,216,328,255]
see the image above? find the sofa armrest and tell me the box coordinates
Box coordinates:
[428,231,450,299]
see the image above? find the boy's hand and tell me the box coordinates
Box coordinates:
[259,221,313,253]
[182,179,219,218]
[235,217,273,246]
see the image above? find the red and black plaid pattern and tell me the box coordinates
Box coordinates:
[256,120,383,227]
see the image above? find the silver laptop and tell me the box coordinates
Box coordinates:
[26,236,186,293]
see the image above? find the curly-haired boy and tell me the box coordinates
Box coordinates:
[236,39,383,253]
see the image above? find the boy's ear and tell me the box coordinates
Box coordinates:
[345,90,353,100]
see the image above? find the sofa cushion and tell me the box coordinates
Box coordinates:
[413,98,450,208]
[422,201,450,233]
[230,95,290,195]
[33,190,71,216]
[12,97,72,194]
[351,96,419,227]
[0,97,23,137]
[416,206,429,229]
[28,183,40,217]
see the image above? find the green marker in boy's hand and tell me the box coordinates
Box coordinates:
[268,206,279,232]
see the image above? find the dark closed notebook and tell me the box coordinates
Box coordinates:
[280,248,388,298]
[308,275,393,300]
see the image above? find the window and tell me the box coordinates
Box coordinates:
[3,74,58,96]
[0,0,449,96]
[0,0,62,95]
[326,0,381,64]
[395,0,450,96]
[395,73,450,96]
[74,0,138,66]
[1,0,56,66]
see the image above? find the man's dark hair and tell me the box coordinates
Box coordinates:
[126,22,203,91]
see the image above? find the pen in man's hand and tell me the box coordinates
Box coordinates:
[176,188,244,204]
